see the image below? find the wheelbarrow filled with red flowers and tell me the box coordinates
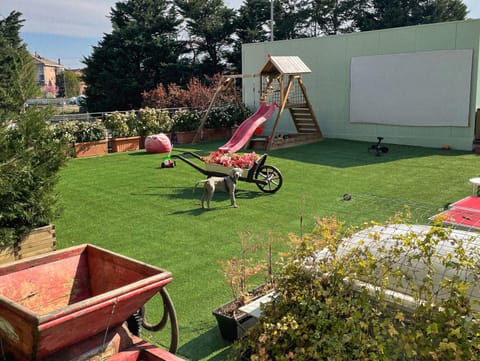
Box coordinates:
[174,150,283,193]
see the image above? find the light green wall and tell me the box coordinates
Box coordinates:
[242,19,480,150]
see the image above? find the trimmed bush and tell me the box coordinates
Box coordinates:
[54,120,106,143]
[172,109,201,132]
[104,111,137,138]
[136,107,172,136]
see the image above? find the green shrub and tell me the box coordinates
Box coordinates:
[136,107,172,136]
[232,215,480,360]
[104,111,137,137]
[0,107,68,246]
[54,120,106,143]
[205,105,251,129]
[74,120,106,142]
[172,109,200,132]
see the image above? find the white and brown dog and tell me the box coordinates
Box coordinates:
[196,168,243,209]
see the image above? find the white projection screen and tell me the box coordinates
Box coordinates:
[350,49,473,127]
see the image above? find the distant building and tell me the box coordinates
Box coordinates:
[31,52,64,97]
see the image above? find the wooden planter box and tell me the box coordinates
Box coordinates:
[0,246,15,264]
[74,139,108,158]
[111,136,141,153]
[0,224,56,265]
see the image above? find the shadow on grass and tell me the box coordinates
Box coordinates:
[128,151,153,156]
[131,187,268,202]
[178,327,232,361]
[268,138,470,168]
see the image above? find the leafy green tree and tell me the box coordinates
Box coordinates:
[63,70,81,98]
[175,0,236,73]
[423,0,468,23]
[56,70,82,98]
[0,11,39,121]
[56,71,65,98]
[83,0,183,112]
[228,0,271,72]
[273,0,310,40]
[349,0,467,31]
[307,0,354,36]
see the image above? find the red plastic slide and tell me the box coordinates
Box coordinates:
[218,102,277,153]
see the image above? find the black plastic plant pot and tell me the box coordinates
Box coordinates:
[212,302,257,342]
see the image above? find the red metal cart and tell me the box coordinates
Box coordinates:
[0,244,182,361]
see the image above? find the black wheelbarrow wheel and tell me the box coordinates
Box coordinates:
[255,165,283,193]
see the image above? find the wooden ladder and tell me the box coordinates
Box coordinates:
[289,105,323,136]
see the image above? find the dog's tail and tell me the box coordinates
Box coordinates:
[193,180,206,193]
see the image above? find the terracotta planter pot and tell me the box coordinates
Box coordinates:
[203,128,231,141]
[74,139,108,158]
[174,131,196,144]
[111,136,141,152]
[0,224,56,265]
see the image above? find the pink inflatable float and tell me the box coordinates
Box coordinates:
[145,133,172,153]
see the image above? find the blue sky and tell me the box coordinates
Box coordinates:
[1,0,479,69]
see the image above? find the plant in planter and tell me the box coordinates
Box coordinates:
[136,107,172,148]
[72,120,107,157]
[54,120,107,158]
[137,107,173,136]
[202,105,252,141]
[104,111,140,152]
[171,109,200,144]
[213,231,276,342]
[232,214,480,360]
[0,106,68,253]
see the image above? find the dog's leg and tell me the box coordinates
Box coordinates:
[201,188,207,209]
[207,187,213,209]
[230,186,238,208]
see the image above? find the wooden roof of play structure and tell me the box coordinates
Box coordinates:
[260,56,312,75]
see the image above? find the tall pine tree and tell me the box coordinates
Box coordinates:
[83,0,183,112]
[228,0,271,72]
[175,0,236,74]
[349,0,467,31]
[0,11,38,122]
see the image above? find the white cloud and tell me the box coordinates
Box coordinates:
[0,0,114,38]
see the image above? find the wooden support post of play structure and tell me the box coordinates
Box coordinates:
[192,74,259,145]
[267,75,294,150]
[192,77,233,144]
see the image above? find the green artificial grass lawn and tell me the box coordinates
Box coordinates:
[54,138,479,360]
